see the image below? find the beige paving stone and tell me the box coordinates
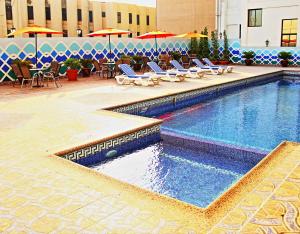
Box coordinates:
[0,67,300,232]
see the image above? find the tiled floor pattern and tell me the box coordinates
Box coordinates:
[0,66,300,233]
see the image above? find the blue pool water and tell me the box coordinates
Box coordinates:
[159,81,300,151]
[92,142,258,207]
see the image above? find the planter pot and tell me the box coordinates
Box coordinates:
[219,60,230,65]
[82,68,91,77]
[280,60,289,67]
[245,59,253,66]
[67,69,78,81]
[210,60,219,65]
[133,63,142,71]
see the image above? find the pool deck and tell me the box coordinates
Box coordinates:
[0,66,300,233]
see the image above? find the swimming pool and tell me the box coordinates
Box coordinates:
[88,76,299,208]
[92,141,261,207]
[159,80,300,151]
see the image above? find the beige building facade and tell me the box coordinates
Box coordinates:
[0,0,156,37]
[156,0,216,34]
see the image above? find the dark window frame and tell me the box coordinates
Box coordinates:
[5,0,13,20]
[27,5,34,20]
[137,14,140,25]
[45,6,51,20]
[129,13,132,24]
[146,15,150,26]
[89,10,93,23]
[62,8,67,21]
[248,8,262,27]
[117,12,121,23]
[63,30,68,37]
[102,11,106,17]
[77,9,82,21]
[281,18,298,47]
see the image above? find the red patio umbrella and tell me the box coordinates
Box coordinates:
[136,31,176,59]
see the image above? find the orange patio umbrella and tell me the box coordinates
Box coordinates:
[136,31,176,58]
[7,25,62,68]
[87,28,130,61]
[174,32,208,38]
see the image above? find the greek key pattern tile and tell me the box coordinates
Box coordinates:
[109,74,282,116]
[60,125,160,162]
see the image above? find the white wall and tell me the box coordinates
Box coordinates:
[220,0,300,47]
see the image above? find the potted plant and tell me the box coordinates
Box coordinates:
[278,51,292,67]
[242,51,255,66]
[220,30,230,65]
[210,30,220,64]
[120,54,132,65]
[80,59,93,77]
[64,58,81,81]
[131,54,143,71]
[169,51,181,61]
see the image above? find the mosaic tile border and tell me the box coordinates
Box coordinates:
[106,71,283,117]
[56,123,161,165]
[161,131,266,166]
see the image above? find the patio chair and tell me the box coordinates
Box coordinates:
[98,58,110,78]
[180,55,190,68]
[203,58,233,73]
[19,64,39,88]
[117,64,159,86]
[141,56,150,72]
[147,61,185,82]
[10,64,23,87]
[158,54,171,70]
[192,59,224,75]
[92,60,108,78]
[43,61,62,88]
[170,60,205,78]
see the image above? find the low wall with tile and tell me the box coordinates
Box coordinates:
[0,37,189,82]
[107,71,283,117]
[56,123,161,166]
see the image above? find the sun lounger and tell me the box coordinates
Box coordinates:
[117,64,159,86]
[147,61,185,82]
[169,60,205,78]
[192,59,224,75]
[203,58,233,73]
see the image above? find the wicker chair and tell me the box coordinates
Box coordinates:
[10,64,23,87]
[141,56,150,72]
[19,65,39,88]
[43,61,62,87]
[181,55,190,68]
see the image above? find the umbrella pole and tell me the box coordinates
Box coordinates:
[109,34,112,62]
[35,33,38,68]
[155,36,158,61]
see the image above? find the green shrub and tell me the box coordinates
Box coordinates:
[64,58,81,70]
[210,30,219,61]
[222,30,230,61]
[79,59,93,68]
[278,51,292,60]
[242,51,255,59]
[169,51,181,61]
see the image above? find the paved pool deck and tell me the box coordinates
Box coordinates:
[0,66,300,233]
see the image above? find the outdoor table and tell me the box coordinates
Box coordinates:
[103,62,116,78]
[30,67,46,87]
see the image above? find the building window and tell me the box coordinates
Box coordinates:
[27,6,34,20]
[102,11,106,17]
[146,15,150,26]
[248,9,262,27]
[239,24,241,39]
[129,13,132,24]
[45,7,51,20]
[281,19,298,47]
[63,30,68,37]
[137,14,140,25]
[118,34,122,38]
[62,8,67,20]
[46,34,52,37]
[89,11,93,23]
[77,9,82,21]
[29,33,35,38]
[137,32,140,36]
[117,12,121,23]
[128,33,132,38]
[5,0,13,20]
